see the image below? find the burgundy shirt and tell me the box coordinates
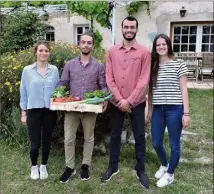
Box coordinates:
[106,41,151,108]
[58,56,107,99]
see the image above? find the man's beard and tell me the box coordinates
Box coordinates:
[123,32,136,41]
[81,49,91,56]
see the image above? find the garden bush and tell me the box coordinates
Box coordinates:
[0,11,47,54]
[0,107,28,147]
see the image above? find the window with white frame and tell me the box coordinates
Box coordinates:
[45,26,55,42]
[172,23,214,53]
[202,25,214,52]
[74,25,90,45]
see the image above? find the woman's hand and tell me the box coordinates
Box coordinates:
[21,111,27,125]
[102,101,108,112]
[21,115,27,124]
[182,115,190,128]
[146,110,152,124]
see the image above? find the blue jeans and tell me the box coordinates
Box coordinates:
[109,102,146,172]
[151,105,183,174]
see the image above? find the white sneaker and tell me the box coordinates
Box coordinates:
[40,165,48,179]
[156,173,174,188]
[128,132,135,145]
[155,165,168,179]
[30,165,39,180]
[121,131,127,144]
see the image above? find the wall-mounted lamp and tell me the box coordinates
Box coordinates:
[39,4,49,21]
[42,11,49,21]
[180,7,186,17]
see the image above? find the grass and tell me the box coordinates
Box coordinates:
[1,89,213,194]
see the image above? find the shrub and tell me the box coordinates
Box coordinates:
[0,11,47,54]
[0,107,28,147]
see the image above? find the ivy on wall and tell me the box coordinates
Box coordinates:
[67,1,111,29]
[67,1,111,47]
[126,1,150,16]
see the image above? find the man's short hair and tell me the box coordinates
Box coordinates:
[121,16,138,28]
[79,32,94,44]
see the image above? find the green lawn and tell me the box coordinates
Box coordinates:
[1,89,213,194]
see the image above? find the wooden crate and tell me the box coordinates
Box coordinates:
[49,98,103,113]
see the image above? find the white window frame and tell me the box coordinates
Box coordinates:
[74,24,90,45]
[45,26,55,42]
[172,23,213,53]
[200,24,214,52]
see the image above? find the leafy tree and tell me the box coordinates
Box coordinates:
[1,1,64,8]
[126,1,150,16]
[28,1,64,7]
[67,1,111,29]
[0,11,47,54]
[66,2,111,47]
[0,1,22,8]
[92,29,103,48]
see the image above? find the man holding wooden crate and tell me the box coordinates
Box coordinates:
[101,16,151,189]
[58,32,107,183]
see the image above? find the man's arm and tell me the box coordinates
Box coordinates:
[58,62,70,88]
[98,63,108,91]
[106,49,123,103]
[127,50,151,106]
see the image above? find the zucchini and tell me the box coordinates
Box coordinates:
[104,94,113,101]
[82,97,105,104]
[81,94,112,104]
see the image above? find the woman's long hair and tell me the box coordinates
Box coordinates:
[150,33,174,88]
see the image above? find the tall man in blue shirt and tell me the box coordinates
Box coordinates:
[59,32,107,183]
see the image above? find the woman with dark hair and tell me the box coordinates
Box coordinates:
[147,34,190,187]
[20,41,59,180]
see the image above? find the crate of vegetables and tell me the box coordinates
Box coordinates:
[50,86,112,113]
